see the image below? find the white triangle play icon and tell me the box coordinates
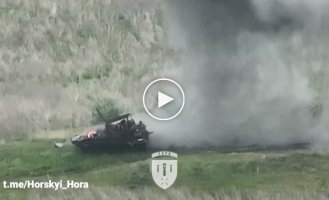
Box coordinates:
[158,91,174,108]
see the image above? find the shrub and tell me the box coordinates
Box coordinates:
[91,98,121,124]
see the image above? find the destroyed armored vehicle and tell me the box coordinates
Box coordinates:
[70,113,152,151]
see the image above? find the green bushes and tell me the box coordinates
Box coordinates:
[91,98,121,124]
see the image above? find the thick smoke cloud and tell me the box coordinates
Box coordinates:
[145,0,329,147]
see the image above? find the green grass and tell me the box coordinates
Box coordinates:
[1,140,329,199]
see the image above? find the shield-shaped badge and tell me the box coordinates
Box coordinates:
[151,151,178,189]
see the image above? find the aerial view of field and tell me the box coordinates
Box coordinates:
[1,0,329,199]
[2,140,329,199]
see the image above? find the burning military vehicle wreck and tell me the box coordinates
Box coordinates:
[58,113,152,151]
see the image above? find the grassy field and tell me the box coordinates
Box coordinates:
[2,1,329,199]
[1,140,329,199]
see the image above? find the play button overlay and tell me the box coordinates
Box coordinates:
[158,92,174,108]
[143,78,185,121]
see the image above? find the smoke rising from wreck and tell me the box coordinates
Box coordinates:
[143,0,329,148]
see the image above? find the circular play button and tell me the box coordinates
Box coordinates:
[143,78,185,121]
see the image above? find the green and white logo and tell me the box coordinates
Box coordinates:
[151,151,178,189]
